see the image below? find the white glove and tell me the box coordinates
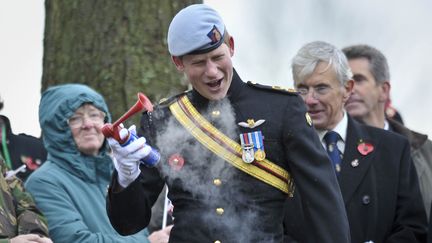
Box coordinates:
[107,125,152,188]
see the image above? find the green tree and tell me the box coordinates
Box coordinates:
[42,0,201,123]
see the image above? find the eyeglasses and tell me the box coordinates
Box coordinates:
[297,85,333,99]
[67,111,105,128]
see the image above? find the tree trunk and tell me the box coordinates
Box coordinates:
[42,0,201,123]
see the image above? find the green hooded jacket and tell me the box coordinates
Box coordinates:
[25,84,149,242]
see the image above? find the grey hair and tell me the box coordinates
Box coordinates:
[342,44,390,84]
[292,41,353,86]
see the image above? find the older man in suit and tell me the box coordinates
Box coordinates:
[289,41,427,242]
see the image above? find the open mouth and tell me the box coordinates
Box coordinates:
[207,78,223,88]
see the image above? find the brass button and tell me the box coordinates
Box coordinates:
[216,208,224,215]
[211,110,221,117]
[213,179,222,186]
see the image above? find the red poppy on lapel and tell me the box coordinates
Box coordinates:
[168,153,185,171]
[357,140,374,155]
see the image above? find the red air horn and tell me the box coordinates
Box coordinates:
[101,92,153,143]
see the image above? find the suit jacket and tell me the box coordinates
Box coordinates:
[284,116,427,243]
[340,116,427,243]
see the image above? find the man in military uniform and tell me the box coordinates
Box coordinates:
[0,153,52,242]
[106,4,350,243]
[0,97,47,181]
[291,41,427,242]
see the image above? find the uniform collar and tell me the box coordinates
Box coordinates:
[227,68,243,102]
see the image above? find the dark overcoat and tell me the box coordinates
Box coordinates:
[284,116,428,243]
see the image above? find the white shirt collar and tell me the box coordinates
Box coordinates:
[384,119,389,130]
[317,111,348,152]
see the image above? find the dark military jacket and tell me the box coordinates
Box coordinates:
[0,115,47,181]
[0,154,49,242]
[107,70,350,243]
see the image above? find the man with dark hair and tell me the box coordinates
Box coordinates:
[343,44,432,220]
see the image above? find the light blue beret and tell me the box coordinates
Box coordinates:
[167,4,226,56]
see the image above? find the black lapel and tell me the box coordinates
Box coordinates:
[338,116,379,204]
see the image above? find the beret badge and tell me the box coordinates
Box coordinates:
[207,25,222,45]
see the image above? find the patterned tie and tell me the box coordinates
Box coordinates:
[324,131,342,174]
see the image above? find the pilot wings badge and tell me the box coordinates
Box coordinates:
[238,119,265,129]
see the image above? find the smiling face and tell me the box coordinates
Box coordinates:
[295,62,353,130]
[69,104,106,156]
[172,38,235,101]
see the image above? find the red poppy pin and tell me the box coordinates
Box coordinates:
[168,153,185,171]
[21,156,41,170]
[357,140,374,156]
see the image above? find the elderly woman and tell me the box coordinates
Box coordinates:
[24,84,154,242]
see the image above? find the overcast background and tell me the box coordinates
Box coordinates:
[1,0,431,138]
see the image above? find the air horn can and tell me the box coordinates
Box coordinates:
[102,92,160,167]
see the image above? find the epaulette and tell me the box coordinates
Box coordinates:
[157,90,191,107]
[247,81,298,95]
